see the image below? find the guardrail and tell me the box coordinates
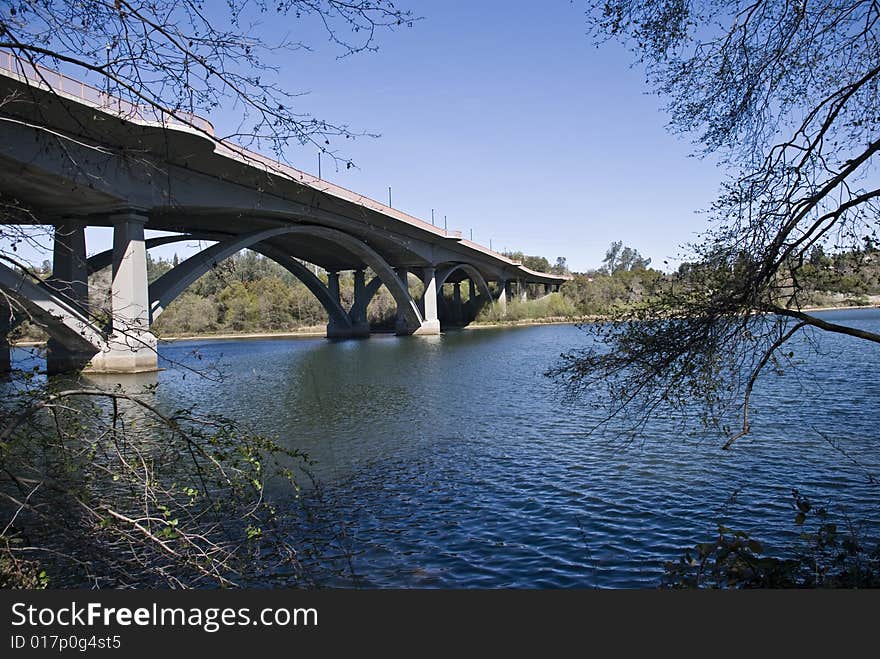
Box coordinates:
[0,50,214,136]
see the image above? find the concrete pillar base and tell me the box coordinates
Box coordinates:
[405,319,441,336]
[394,317,415,335]
[326,321,370,339]
[496,284,508,318]
[85,331,159,373]
[0,335,10,373]
[46,338,98,374]
[0,304,10,372]
[351,321,371,337]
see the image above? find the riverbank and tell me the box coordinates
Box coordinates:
[157,326,327,342]
[466,302,880,330]
[160,302,880,340]
[466,316,588,330]
[9,303,878,347]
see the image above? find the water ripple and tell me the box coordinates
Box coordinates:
[144,310,880,587]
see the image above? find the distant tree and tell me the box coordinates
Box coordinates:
[601,241,624,275]
[619,246,651,272]
[146,253,173,283]
[601,241,650,274]
[523,255,551,273]
[808,246,830,269]
[551,256,569,275]
[502,251,554,273]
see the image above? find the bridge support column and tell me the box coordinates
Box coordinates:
[327,271,340,303]
[544,283,552,295]
[519,279,528,302]
[394,267,411,334]
[47,220,93,373]
[394,266,439,336]
[49,220,89,308]
[498,280,509,317]
[467,279,477,322]
[0,301,10,373]
[452,282,463,325]
[418,267,441,335]
[327,269,368,339]
[348,269,371,337]
[87,210,157,373]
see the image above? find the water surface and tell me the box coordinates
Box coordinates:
[15,310,880,586]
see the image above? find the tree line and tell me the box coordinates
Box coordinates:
[10,239,877,343]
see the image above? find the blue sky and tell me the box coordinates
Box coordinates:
[16,1,728,273]
[232,0,725,272]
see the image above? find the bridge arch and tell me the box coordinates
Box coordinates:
[88,232,353,329]
[0,261,105,357]
[143,225,422,328]
[349,272,417,322]
[252,243,350,330]
[436,263,493,300]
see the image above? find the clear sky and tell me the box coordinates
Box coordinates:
[14,0,729,273]
[232,0,725,272]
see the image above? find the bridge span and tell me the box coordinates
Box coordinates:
[0,55,569,373]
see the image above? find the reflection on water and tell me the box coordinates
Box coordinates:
[11,310,880,587]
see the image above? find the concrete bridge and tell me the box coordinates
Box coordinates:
[0,54,569,373]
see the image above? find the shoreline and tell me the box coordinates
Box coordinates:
[465,317,585,330]
[9,304,878,347]
[158,327,327,342]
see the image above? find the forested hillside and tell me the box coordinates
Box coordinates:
[11,243,880,342]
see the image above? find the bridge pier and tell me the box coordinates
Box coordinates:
[325,269,344,337]
[46,339,101,374]
[326,269,369,339]
[0,301,10,373]
[49,219,89,309]
[47,220,93,373]
[497,280,509,316]
[327,270,340,305]
[394,267,410,334]
[87,210,158,373]
[348,269,371,337]
[334,268,371,338]
[452,282,463,325]
[419,267,441,335]
[394,266,439,335]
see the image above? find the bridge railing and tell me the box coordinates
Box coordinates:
[0,50,214,136]
[214,139,468,240]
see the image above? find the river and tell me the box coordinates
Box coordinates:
[12,309,880,587]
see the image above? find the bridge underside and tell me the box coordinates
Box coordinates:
[1,218,561,373]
